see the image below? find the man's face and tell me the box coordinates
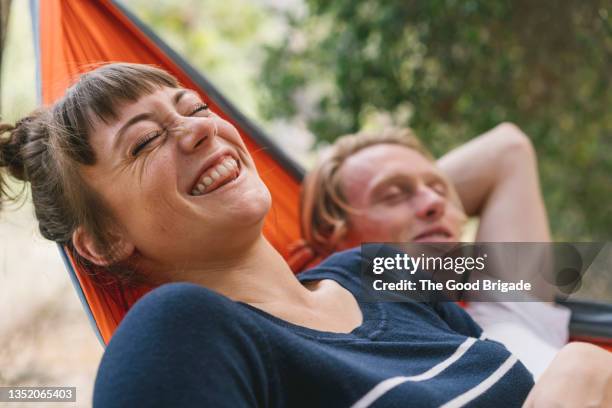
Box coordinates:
[338,144,466,246]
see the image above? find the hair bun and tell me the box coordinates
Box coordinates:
[0,122,28,182]
[0,112,47,182]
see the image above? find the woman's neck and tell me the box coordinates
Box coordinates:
[160,235,364,334]
[175,235,312,307]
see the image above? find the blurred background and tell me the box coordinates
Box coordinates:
[0,0,610,406]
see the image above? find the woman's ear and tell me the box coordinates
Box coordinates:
[71,226,135,266]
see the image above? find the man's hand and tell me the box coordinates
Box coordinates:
[523,342,612,407]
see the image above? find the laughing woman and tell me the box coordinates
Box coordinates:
[0,63,609,407]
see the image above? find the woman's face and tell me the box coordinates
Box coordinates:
[337,144,466,246]
[80,86,271,273]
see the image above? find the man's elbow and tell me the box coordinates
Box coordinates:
[491,122,538,170]
[495,122,537,159]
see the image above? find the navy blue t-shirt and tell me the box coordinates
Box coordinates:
[94,248,534,407]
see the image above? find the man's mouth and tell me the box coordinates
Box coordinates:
[190,155,240,196]
[412,227,454,242]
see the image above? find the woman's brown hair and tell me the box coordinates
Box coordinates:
[0,63,179,283]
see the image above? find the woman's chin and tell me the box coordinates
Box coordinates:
[225,179,272,227]
[250,188,272,221]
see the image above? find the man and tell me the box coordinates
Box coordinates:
[296,123,569,378]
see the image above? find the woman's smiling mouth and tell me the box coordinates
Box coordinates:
[191,155,241,196]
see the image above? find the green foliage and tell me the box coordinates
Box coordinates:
[124,0,278,120]
[1,0,35,122]
[259,0,612,240]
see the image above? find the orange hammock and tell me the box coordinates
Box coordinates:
[31,0,612,351]
[33,0,303,345]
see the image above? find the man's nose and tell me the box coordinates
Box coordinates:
[414,185,445,221]
[172,116,216,153]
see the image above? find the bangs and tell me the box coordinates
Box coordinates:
[53,63,180,164]
[76,63,180,125]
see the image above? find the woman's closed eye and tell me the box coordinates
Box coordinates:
[130,103,210,157]
[187,103,209,116]
[129,102,211,157]
[131,129,164,157]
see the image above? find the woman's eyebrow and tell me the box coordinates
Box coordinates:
[113,112,153,151]
[173,89,203,105]
[173,89,188,104]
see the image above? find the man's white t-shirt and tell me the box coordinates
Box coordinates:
[466,302,571,379]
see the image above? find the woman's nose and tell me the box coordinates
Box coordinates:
[414,186,445,221]
[173,116,216,153]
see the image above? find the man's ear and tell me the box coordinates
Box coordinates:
[72,226,135,266]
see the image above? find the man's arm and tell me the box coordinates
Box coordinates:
[524,342,612,408]
[437,122,550,242]
[437,123,569,379]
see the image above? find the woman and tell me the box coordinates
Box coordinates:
[0,63,607,407]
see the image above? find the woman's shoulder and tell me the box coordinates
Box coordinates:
[107,283,267,359]
[96,283,272,407]
[127,282,245,323]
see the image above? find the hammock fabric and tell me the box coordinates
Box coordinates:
[31,0,611,352]
[32,0,303,345]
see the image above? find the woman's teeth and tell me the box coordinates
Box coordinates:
[191,157,239,196]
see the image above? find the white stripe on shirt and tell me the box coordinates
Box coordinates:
[351,336,481,408]
[439,355,518,408]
